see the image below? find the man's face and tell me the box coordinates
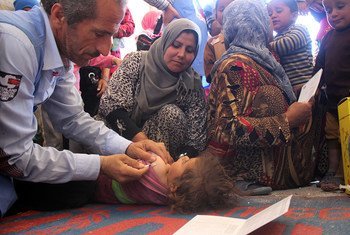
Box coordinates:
[323,0,350,30]
[55,0,125,66]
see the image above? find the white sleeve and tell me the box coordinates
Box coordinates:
[42,65,132,156]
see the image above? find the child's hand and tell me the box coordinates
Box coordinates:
[97,79,108,97]
[112,58,122,67]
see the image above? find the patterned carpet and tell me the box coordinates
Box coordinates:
[1,194,350,235]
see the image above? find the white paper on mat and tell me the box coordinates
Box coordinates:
[174,195,292,235]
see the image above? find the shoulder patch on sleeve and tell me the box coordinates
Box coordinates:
[0,71,22,102]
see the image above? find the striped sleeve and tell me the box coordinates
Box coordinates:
[271,25,311,56]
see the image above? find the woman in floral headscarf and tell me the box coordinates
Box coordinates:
[98,19,207,159]
[207,0,322,190]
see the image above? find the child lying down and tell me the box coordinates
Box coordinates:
[94,154,239,213]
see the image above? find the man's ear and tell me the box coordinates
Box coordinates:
[169,183,178,193]
[49,3,66,29]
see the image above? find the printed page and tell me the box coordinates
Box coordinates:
[237,195,292,235]
[173,215,245,235]
[173,195,292,235]
[298,69,323,103]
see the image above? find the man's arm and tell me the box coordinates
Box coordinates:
[0,24,101,183]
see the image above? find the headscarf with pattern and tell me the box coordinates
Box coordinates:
[131,18,203,125]
[212,0,296,103]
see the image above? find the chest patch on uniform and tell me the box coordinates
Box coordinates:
[0,71,22,102]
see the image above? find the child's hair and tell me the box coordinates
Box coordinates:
[277,0,298,13]
[168,155,239,213]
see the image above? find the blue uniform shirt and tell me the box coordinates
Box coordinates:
[0,7,132,216]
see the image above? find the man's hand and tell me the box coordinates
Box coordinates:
[100,154,149,183]
[163,4,181,25]
[126,139,173,164]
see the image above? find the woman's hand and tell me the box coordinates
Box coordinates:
[285,101,313,128]
[131,132,149,142]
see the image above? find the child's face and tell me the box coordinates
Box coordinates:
[150,155,198,188]
[323,0,350,30]
[268,1,298,33]
[166,156,198,186]
[216,0,234,25]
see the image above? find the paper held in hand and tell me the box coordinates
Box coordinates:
[298,69,323,103]
[174,195,292,235]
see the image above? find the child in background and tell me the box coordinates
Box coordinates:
[204,0,234,83]
[268,0,314,96]
[141,10,163,38]
[111,8,135,58]
[306,0,332,46]
[95,154,239,213]
[314,0,350,191]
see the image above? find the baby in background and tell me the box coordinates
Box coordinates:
[268,0,314,96]
[95,154,239,213]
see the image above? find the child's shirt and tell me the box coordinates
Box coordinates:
[95,160,169,205]
[314,27,350,116]
[270,24,314,87]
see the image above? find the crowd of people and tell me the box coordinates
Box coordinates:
[1,0,349,217]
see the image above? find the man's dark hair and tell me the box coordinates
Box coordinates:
[41,0,127,25]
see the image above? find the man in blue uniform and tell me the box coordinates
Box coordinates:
[0,0,172,216]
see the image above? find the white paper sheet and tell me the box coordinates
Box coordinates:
[298,69,323,103]
[174,195,292,235]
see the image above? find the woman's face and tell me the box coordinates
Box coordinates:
[163,32,197,74]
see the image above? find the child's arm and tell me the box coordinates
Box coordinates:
[270,25,311,56]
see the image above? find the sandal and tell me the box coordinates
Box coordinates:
[235,180,272,196]
[320,172,344,192]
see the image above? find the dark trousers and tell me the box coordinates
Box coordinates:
[10,180,96,213]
